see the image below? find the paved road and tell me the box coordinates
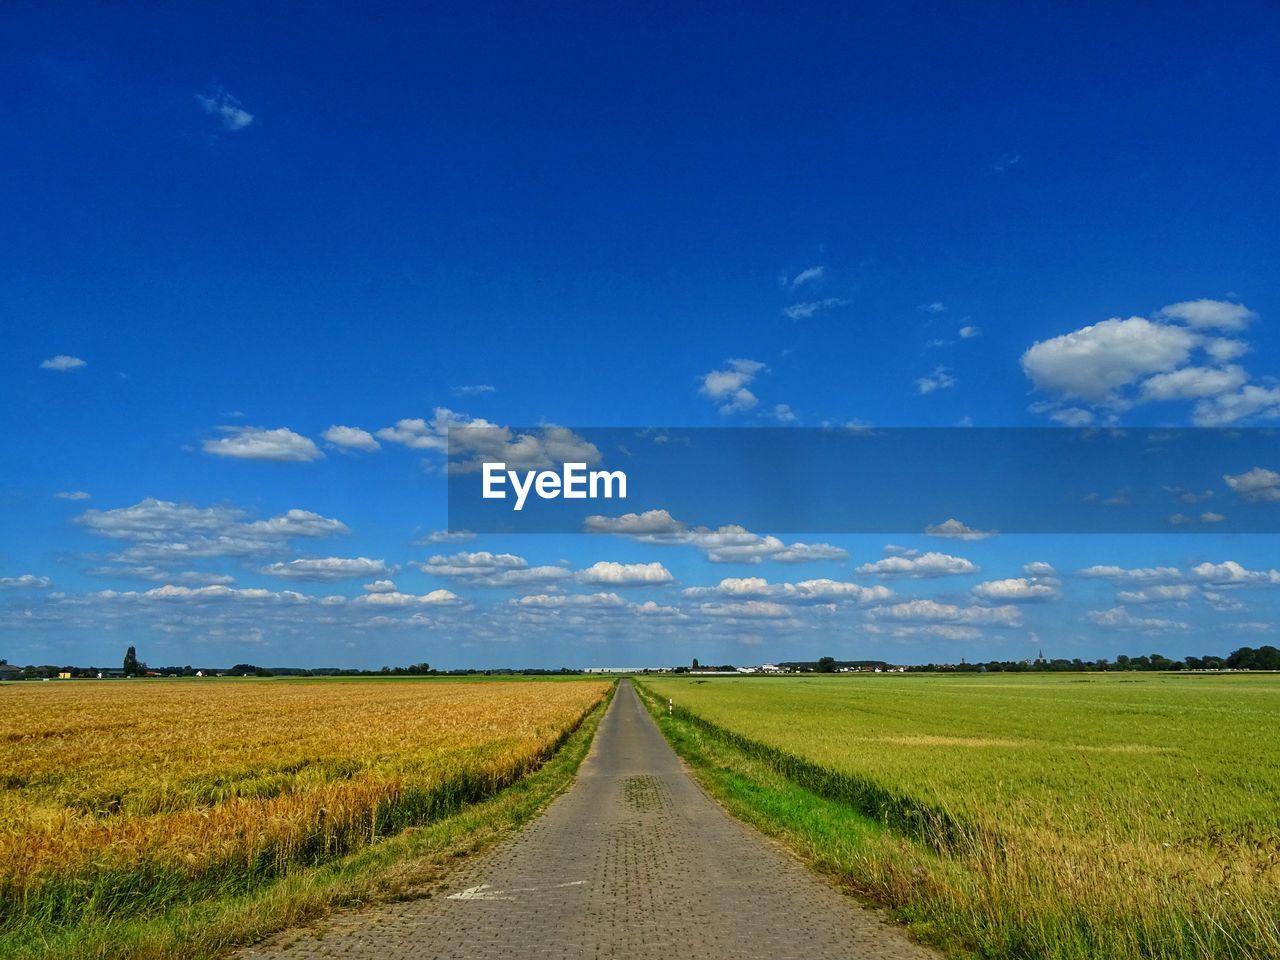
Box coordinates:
[238,681,936,960]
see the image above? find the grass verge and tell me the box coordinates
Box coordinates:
[2,683,614,960]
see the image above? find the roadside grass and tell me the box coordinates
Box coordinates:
[0,682,613,960]
[635,677,1280,960]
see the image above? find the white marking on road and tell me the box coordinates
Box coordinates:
[447,880,586,901]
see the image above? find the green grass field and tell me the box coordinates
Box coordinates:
[638,673,1280,960]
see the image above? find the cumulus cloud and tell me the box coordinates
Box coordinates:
[869,599,1021,626]
[40,355,86,371]
[783,298,849,320]
[376,409,600,472]
[576,561,675,586]
[1022,317,1200,404]
[1156,299,1257,331]
[583,510,686,535]
[363,580,398,593]
[1193,385,1280,426]
[699,600,793,619]
[682,576,891,605]
[0,574,51,589]
[1076,565,1184,583]
[1224,467,1280,503]
[856,551,978,578]
[85,565,235,585]
[583,511,846,565]
[322,425,380,452]
[259,557,391,581]
[925,518,995,540]
[915,366,956,394]
[1190,560,1280,587]
[74,498,348,563]
[1023,561,1056,577]
[203,426,322,462]
[958,325,981,339]
[1115,585,1197,604]
[196,87,254,131]
[1085,607,1188,631]
[352,589,460,607]
[699,359,766,414]
[971,576,1060,602]
[418,551,527,578]
[1141,365,1248,402]
[1021,301,1277,425]
[416,529,476,544]
[771,403,798,423]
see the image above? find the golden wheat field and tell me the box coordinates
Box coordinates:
[0,678,609,935]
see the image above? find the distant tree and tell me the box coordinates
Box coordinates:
[692,658,700,670]
[817,656,837,673]
[123,646,139,677]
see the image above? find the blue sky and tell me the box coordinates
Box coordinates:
[3,1,1279,668]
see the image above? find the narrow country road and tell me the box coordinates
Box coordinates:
[238,681,936,959]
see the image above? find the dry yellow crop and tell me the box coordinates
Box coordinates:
[0,678,609,930]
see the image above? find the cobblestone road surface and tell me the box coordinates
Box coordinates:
[237,680,936,960]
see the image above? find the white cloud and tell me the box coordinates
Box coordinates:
[771,403,798,423]
[920,302,947,314]
[1048,407,1094,426]
[453,384,496,396]
[419,551,527,578]
[576,561,674,586]
[856,551,978,578]
[85,565,236,585]
[416,529,476,544]
[1115,585,1197,604]
[376,409,600,472]
[925,518,995,540]
[363,579,397,593]
[958,325,981,339]
[583,510,846,565]
[353,589,460,607]
[1193,385,1280,426]
[0,574,51,589]
[699,359,766,414]
[790,265,825,288]
[1224,467,1280,502]
[869,599,1021,626]
[74,498,347,564]
[1190,560,1280,587]
[1140,365,1247,402]
[683,576,890,605]
[322,425,380,452]
[517,592,626,609]
[196,88,254,131]
[1023,561,1056,577]
[1076,565,1184,583]
[771,542,848,563]
[971,577,1060,601]
[783,298,849,320]
[699,600,793,619]
[55,490,91,500]
[1204,338,1249,362]
[1021,316,1200,404]
[915,366,956,394]
[583,509,685,535]
[40,355,86,371]
[1085,607,1188,631]
[1156,299,1257,331]
[260,557,391,581]
[203,426,322,462]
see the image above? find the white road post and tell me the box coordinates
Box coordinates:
[668,698,673,716]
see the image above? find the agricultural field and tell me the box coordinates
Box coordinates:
[0,677,610,956]
[639,673,1280,960]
